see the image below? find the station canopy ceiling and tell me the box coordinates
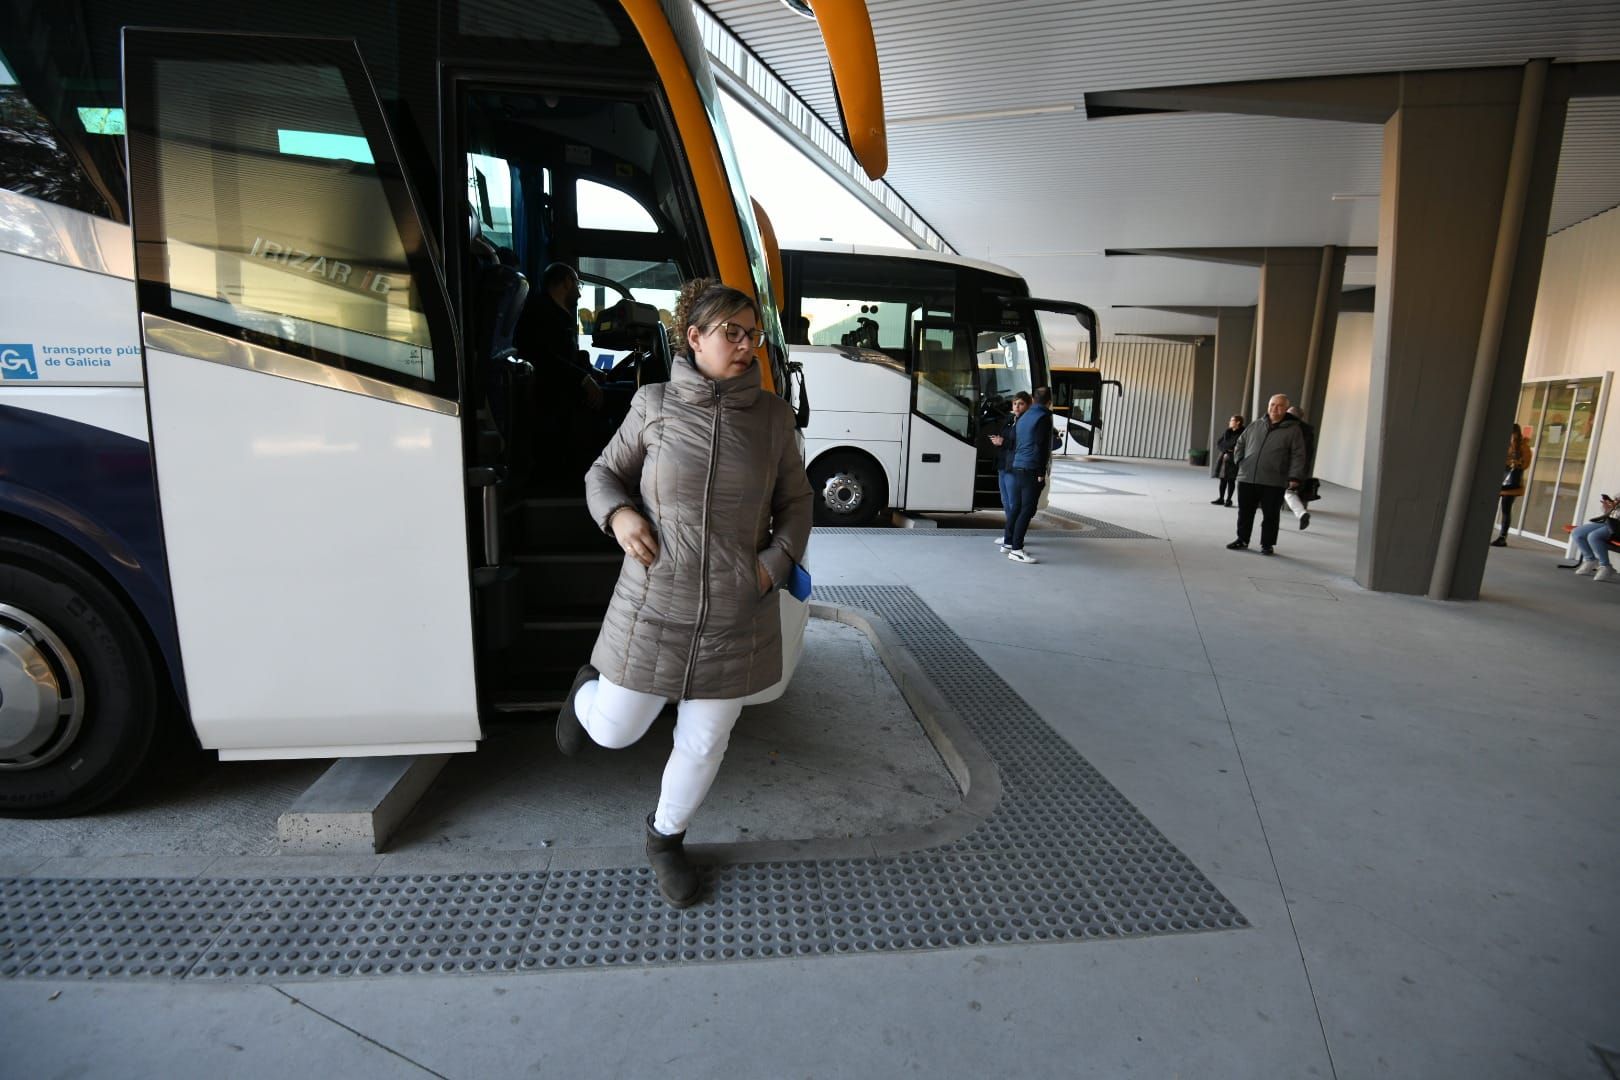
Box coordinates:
[708,0,1620,350]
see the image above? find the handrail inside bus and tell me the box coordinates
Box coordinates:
[802,0,888,180]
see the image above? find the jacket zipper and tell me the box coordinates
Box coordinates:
[682,383,724,697]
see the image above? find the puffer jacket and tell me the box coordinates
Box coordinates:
[584,357,813,700]
[1233,415,1308,487]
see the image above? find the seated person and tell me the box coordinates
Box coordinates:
[1565,491,1619,582]
[788,314,810,346]
[514,262,603,415]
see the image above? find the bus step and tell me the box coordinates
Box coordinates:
[488,691,568,714]
[515,619,602,659]
[514,553,622,609]
[509,497,616,554]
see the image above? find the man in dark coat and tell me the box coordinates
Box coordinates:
[1006,387,1054,563]
[1227,393,1309,555]
[513,263,603,474]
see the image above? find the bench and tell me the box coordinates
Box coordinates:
[1560,522,1620,556]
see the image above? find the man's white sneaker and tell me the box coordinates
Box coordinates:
[1007,549,1038,564]
[1594,566,1616,583]
[1574,561,1599,576]
[998,544,1011,553]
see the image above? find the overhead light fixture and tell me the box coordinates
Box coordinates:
[1330,193,1379,201]
[891,103,1077,127]
[779,0,815,17]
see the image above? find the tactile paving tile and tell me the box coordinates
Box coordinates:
[192,873,548,979]
[524,862,828,969]
[0,586,1243,981]
[3,877,250,978]
[813,586,1245,945]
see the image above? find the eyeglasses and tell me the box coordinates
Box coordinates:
[708,321,766,347]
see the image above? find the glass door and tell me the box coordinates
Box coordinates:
[1514,376,1606,543]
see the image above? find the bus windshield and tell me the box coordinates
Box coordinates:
[975,314,1040,402]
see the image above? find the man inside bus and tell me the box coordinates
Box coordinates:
[513,262,605,476]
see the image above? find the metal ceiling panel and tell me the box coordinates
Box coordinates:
[706,1,1620,340]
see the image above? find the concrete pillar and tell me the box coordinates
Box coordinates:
[1356,68,1568,595]
[1253,249,1323,417]
[1300,246,1348,428]
[1211,307,1254,456]
[1440,69,1570,600]
[1188,337,1214,456]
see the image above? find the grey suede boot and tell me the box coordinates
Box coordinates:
[645,813,701,908]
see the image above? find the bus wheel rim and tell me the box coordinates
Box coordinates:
[820,471,864,514]
[0,605,86,770]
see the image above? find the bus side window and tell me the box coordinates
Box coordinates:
[0,65,111,217]
[128,45,444,391]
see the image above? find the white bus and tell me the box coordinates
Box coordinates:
[780,242,1099,524]
[0,0,886,814]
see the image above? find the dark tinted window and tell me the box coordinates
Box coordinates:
[0,63,112,215]
[127,36,451,395]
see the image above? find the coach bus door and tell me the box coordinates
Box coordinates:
[1021,298,1101,454]
[907,319,979,512]
[121,31,481,758]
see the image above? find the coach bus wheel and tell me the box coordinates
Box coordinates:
[808,452,886,526]
[0,538,159,817]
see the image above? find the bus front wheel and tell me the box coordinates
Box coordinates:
[0,537,160,817]
[808,452,887,526]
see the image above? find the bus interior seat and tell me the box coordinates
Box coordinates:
[592,297,669,387]
[467,225,533,473]
[788,314,810,345]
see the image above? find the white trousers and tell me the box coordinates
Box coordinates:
[572,675,745,836]
[1284,490,1307,518]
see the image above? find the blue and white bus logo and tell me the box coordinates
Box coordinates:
[0,344,39,381]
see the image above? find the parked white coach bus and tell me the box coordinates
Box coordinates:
[0,0,888,814]
[779,242,1099,525]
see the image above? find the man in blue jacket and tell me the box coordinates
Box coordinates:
[1006,386,1054,563]
[990,391,1030,551]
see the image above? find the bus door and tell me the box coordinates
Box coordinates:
[905,319,978,512]
[1020,299,1102,452]
[122,31,481,758]
[1051,369,1101,453]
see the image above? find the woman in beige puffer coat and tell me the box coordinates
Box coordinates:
[554,278,812,907]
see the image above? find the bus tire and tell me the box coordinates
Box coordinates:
[808,451,887,526]
[0,536,160,817]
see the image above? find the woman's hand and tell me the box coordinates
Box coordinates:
[610,508,659,567]
[757,560,773,596]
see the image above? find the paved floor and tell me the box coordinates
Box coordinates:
[3,457,1616,1078]
[0,619,958,872]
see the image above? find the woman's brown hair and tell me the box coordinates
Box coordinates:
[672,278,761,358]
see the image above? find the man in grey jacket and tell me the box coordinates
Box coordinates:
[1226,394,1309,555]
